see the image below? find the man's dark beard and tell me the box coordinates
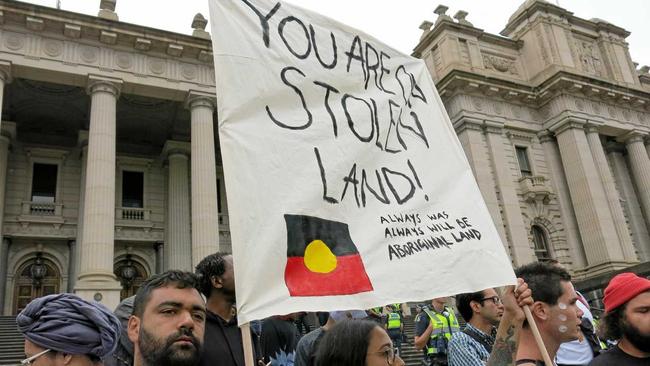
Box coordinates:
[622,317,650,353]
[138,325,202,366]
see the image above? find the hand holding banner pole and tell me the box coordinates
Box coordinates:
[523,306,553,366]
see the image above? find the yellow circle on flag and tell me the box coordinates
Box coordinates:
[304,240,338,273]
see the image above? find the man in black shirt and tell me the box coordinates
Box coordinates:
[196,252,258,366]
[589,272,650,365]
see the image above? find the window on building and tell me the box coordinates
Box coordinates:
[532,225,551,262]
[122,171,144,208]
[31,163,58,203]
[515,146,532,176]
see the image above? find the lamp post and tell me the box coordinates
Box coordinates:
[30,253,47,287]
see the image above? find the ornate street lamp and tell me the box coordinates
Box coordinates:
[119,254,136,289]
[30,252,47,287]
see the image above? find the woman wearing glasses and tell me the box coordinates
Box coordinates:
[315,319,406,366]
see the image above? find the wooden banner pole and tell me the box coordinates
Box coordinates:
[241,322,255,366]
[523,306,553,366]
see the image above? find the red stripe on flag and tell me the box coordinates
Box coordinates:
[284,254,373,296]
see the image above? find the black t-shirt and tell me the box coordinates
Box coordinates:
[199,311,257,366]
[260,317,300,365]
[588,345,650,366]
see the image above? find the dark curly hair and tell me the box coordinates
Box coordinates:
[194,252,229,297]
[315,320,379,366]
[456,290,488,322]
[132,270,200,317]
[515,262,572,306]
[599,304,626,341]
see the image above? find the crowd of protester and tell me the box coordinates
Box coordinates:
[13,252,650,366]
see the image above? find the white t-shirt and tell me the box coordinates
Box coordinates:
[555,299,594,364]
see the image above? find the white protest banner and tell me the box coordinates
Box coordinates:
[208,0,516,324]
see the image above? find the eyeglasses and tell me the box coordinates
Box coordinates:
[368,346,398,365]
[20,349,51,365]
[480,296,502,305]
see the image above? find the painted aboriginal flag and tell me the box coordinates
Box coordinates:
[284,214,374,296]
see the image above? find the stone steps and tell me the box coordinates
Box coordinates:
[0,316,24,365]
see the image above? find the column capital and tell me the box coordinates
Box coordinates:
[453,117,483,133]
[549,117,587,135]
[0,60,12,84]
[185,90,216,110]
[162,140,191,159]
[77,130,89,148]
[483,120,504,135]
[537,130,555,144]
[619,130,648,145]
[1,121,16,141]
[86,75,122,97]
[584,123,603,135]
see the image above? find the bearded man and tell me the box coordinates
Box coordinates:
[127,270,206,366]
[589,272,650,365]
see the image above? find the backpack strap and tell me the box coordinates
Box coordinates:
[462,327,492,353]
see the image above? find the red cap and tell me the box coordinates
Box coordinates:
[603,272,650,314]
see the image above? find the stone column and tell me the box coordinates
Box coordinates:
[538,132,586,267]
[67,240,76,292]
[0,66,12,304]
[454,118,510,254]
[623,131,650,231]
[0,61,11,127]
[607,142,650,261]
[0,238,9,313]
[162,141,192,271]
[552,119,624,270]
[585,125,637,262]
[187,92,219,267]
[74,76,122,310]
[72,131,88,292]
[484,121,535,265]
[154,242,164,274]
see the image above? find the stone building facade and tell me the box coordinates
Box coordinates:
[414,0,650,304]
[0,0,227,314]
[0,0,648,314]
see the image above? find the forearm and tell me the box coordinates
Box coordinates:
[486,315,521,366]
[414,328,432,350]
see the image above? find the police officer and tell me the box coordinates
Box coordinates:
[367,306,386,325]
[385,304,404,356]
[414,297,460,366]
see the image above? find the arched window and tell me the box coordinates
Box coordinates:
[531,225,551,262]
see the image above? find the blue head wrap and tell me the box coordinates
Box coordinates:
[17,293,121,359]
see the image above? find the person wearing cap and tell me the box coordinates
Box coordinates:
[104,296,135,366]
[588,272,650,365]
[16,292,121,365]
[385,304,404,356]
[414,297,460,366]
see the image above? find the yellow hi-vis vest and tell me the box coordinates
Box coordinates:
[387,312,401,329]
[423,307,460,355]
